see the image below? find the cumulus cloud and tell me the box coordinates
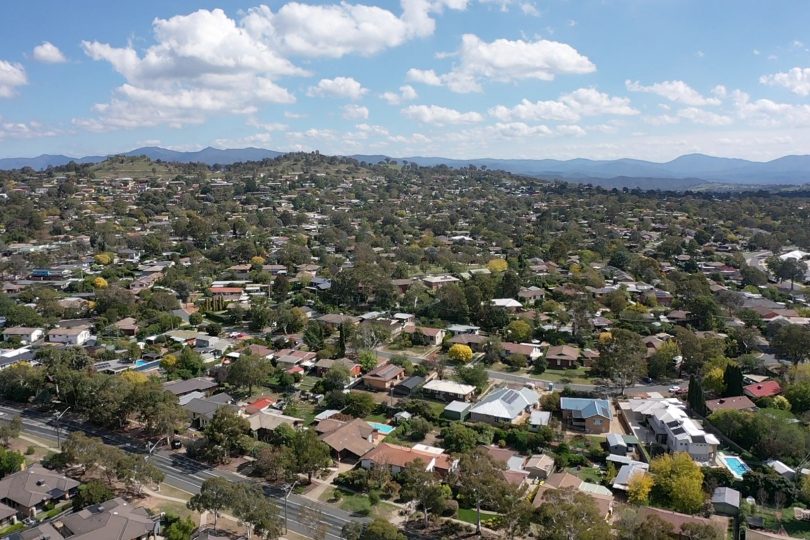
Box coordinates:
[489,88,638,122]
[307,77,368,100]
[380,85,418,104]
[0,60,27,98]
[402,104,483,125]
[342,104,370,120]
[625,79,721,106]
[32,42,67,63]
[732,90,810,127]
[760,67,810,96]
[677,107,732,126]
[242,0,467,58]
[0,117,58,140]
[408,34,595,93]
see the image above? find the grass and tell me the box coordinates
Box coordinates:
[0,523,24,536]
[533,367,594,384]
[457,507,499,525]
[297,375,320,392]
[365,413,389,423]
[39,501,71,520]
[756,506,810,539]
[567,466,603,484]
[286,400,317,425]
[325,489,399,519]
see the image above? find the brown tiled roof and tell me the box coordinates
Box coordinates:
[319,418,376,458]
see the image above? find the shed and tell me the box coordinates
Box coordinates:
[607,433,628,455]
[393,376,425,397]
[443,400,472,421]
[711,487,740,516]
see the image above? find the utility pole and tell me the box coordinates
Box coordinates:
[284,480,299,534]
[54,406,71,451]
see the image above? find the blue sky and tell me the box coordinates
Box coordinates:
[2,0,810,161]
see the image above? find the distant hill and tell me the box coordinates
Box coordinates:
[4,146,810,187]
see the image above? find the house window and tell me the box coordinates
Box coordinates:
[593,419,602,425]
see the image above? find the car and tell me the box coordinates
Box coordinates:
[668,385,681,393]
[171,439,182,449]
[641,377,653,384]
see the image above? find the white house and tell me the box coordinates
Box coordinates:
[47,326,91,346]
[2,327,44,344]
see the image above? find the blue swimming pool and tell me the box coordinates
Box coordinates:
[722,455,751,479]
[368,421,395,435]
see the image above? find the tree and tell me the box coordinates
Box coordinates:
[649,341,679,380]
[497,270,521,298]
[92,276,108,289]
[650,452,705,514]
[680,522,722,540]
[73,479,114,511]
[358,350,378,373]
[435,284,469,324]
[293,429,331,482]
[722,364,744,397]
[0,417,21,446]
[785,381,810,413]
[454,449,506,534]
[455,363,488,393]
[188,477,233,529]
[615,509,673,540]
[203,408,251,462]
[593,329,646,393]
[627,471,654,505]
[687,374,707,416]
[771,324,810,365]
[254,445,295,483]
[343,518,405,540]
[534,488,612,540]
[231,482,282,539]
[344,391,376,417]
[448,344,473,363]
[440,423,478,453]
[506,319,532,342]
[303,321,326,351]
[163,515,197,540]
[227,354,271,396]
[487,258,508,273]
[322,364,351,392]
[398,458,450,527]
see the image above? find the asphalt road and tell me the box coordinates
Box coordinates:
[375,348,683,394]
[0,404,364,540]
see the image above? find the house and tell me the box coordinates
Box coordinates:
[183,393,235,428]
[274,349,317,369]
[443,400,472,421]
[163,377,218,398]
[393,376,425,397]
[363,363,405,391]
[209,286,243,302]
[560,398,612,434]
[712,487,741,516]
[316,313,360,330]
[402,324,445,346]
[47,326,91,346]
[606,433,628,455]
[360,443,457,476]
[112,317,139,336]
[491,298,523,311]
[449,333,487,351]
[524,454,555,480]
[501,342,542,362]
[744,380,782,399]
[421,379,476,402]
[422,275,459,290]
[468,386,538,425]
[612,461,649,491]
[0,464,80,518]
[532,472,614,518]
[16,497,160,540]
[244,396,276,415]
[318,418,378,462]
[767,459,796,480]
[545,345,581,369]
[247,410,303,439]
[485,446,531,487]
[529,410,551,431]
[518,286,545,304]
[1,327,44,344]
[313,357,361,378]
[705,396,757,414]
[619,397,719,462]
[638,507,728,540]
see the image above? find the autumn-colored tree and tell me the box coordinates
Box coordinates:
[487,258,508,273]
[92,277,108,289]
[650,452,705,514]
[448,344,473,363]
[627,471,654,505]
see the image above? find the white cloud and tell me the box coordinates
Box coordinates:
[342,104,370,120]
[557,124,586,136]
[32,42,67,63]
[0,60,27,98]
[380,85,418,104]
[307,77,368,100]
[408,33,595,93]
[79,8,305,129]
[242,0,467,59]
[402,104,483,125]
[677,107,732,126]
[760,67,810,96]
[625,79,721,106]
[643,114,680,126]
[732,90,810,127]
[521,3,540,16]
[406,68,443,86]
[0,117,58,140]
[489,88,637,122]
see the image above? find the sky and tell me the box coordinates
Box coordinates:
[2,0,810,161]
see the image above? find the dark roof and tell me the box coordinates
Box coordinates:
[163,377,218,396]
[395,376,425,391]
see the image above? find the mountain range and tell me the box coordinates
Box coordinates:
[4,146,810,188]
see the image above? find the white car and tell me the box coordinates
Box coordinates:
[668,385,681,393]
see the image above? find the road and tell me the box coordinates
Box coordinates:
[0,404,363,540]
[375,348,683,394]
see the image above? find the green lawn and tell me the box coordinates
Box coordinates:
[757,507,810,539]
[533,367,594,384]
[567,466,603,484]
[457,507,499,525]
[286,400,317,425]
[297,375,320,392]
[326,489,399,519]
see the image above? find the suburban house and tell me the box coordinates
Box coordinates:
[47,326,91,346]
[0,464,80,518]
[468,386,539,425]
[448,333,487,351]
[491,298,523,311]
[363,363,405,391]
[247,410,303,439]
[484,446,530,487]
[705,396,757,414]
[182,393,235,429]
[532,472,614,518]
[619,397,719,462]
[518,286,545,304]
[163,377,218,398]
[420,380,476,402]
[1,327,44,344]
[501,342,543,362]
[317,417,379,462]
[545,345,581,369]
[612,461,649,491]
[743,380,782,400]
[523,454,555,479]
[208,286,243,302]
[393,376,425,397]
[422,275,459,290]
[560,398,612,434]
[402,324,445,346]
[112,317,139,336]
[15,497,160,540]
[360,443,457,476]
[638,507,728,539]
[313,357,361,378]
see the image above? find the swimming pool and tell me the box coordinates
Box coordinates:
[368,421,395,435]
[721,454,751,479]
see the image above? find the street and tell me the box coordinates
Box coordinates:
[0,404,363,540]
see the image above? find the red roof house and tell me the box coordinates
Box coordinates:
[743,380,782,399]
